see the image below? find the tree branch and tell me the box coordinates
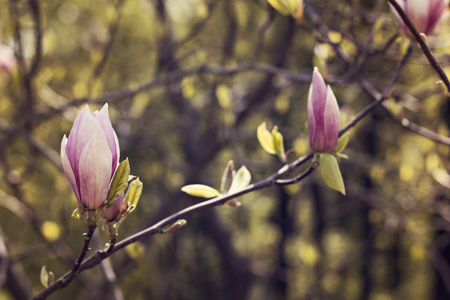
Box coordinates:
[30,26,417,299]
[31,225,97,300]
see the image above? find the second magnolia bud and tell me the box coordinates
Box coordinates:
[390,0,449,35]
[307,68,340,153]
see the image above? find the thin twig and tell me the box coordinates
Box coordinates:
[30,151,314,299]
[357,47,450,145]
[105,236,117,254]
[30,63,310,123]
[275,162,319,186]
[71,225,97,274]
[31,225,97,300]
[340,46,412,136]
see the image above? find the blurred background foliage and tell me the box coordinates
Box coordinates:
[0,0,450,299]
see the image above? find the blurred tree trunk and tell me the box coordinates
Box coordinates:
[433,98,450,299]
[433,231,450,300]
[201,210,254,300]
[357,114,379,300]
[269,186,293,299]
[311,183,326,300]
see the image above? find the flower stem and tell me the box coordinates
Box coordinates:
[71,224,97,274]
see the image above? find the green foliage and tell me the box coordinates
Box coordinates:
[257,122,278,155]
[335,132,350,154]
[125,177,143,214]
[40,266,49,288]
[319,153,345,195]
[107,158,130,207]
[257,122,287,162]
[228,165,252,195]
[181,184,221,198]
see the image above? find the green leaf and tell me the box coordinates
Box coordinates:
[336,153,349,160]
[319,153,345,195]
[40,265,49,288]
[107,158,130,207]
[181,184,220,198]
[124,177,143,214]
[71,208,81,220]
[335,132,350,153]
[220,160,235,193]
[257,122,276,154]
[272,126,287,162]
[228,166,251,195]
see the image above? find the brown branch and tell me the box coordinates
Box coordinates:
[30,23,416,299]
[71,225,97,274]
[339,46,412,136]
[399,118,450,145]
[275,162,318,186]
[31,225,97,300]
[357,48,450,145]
[30,151,313,299]
[33,63,311,122]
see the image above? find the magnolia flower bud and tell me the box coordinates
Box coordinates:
[102,193,125,223]
[390,0,449,35]
[307,68,340,153]
[61,104,120,212]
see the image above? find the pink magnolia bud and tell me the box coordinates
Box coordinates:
[102,193,125,223]
[307,68,340,153]
[390,0,449,35]
[0,44,17,75]
[61,104,120,211]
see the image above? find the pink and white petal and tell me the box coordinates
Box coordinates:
[425,0,448,34]
[102,192,124,221]
[66,106,106,176]
[311,68,327,122]
[390,2,407,32]
[78,133,112,210]
[323,86,340,152]
[110,130,120,178]
[406,0,430,33]
[95,104,119,171]
[61,135,81,202]
[307,83,317,148]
